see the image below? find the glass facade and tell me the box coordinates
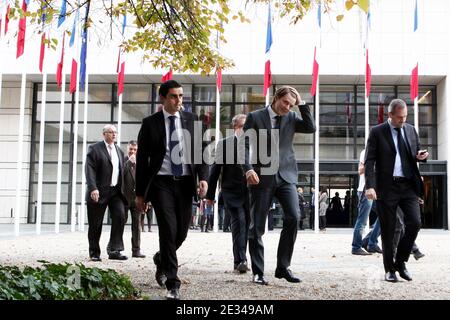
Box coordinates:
[29,83,441,227]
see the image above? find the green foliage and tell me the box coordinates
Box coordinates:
[5,0,368,74]
[0,261,140,300]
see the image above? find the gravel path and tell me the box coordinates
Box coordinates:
[1,227,449,300]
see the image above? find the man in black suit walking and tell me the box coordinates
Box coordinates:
[206,114,250,273]
[365,98,428,282]
[85,124,128,261]
[123,140,146,258]
[135,80,208,300]
[243,86,315,285]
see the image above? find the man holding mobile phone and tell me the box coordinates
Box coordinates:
[365,98,428,282]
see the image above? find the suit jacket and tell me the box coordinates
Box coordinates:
[123,159,137,208]
[85,141,126,205]
[206,135,247,207]
[242,106,315,188]
[135,110,209,201]
[365,121,425,197]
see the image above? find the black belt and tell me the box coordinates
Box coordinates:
[157,175,190,181]
[392,176,410,182]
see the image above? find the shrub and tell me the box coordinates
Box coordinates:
[0,261,140,300]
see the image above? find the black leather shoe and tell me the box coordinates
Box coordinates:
[132,252,146,258]
[352,248,371,256]
[367,245,383,254]
[153,252,167,288]
[274,268,301,283]
[166,288,180,300]
[236,261,248,274]
[108,252,128,260]
[394,262,412,281]
[90,256,102,262]
[412,249,425,260]
[385,271,398,282]
[252,274,269,285]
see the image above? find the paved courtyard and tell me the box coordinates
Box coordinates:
[1,225,449,300]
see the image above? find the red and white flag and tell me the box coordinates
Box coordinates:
[310,47,319,97]
[410,0,419,101]
[56,34,65,87]
[16,0,28,59]
[365,49,371,97]
[161,68,173,83]
[117,48,125,96]
[216,67,222,93]
[263,5,272,97]
[1,4,10,36]
[39,33,46,73]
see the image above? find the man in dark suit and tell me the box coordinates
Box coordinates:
[365,98,428,282]
[123,140,146,258]
[243,86,315,285]
[206,114,250,273]
[135,80,208,300]
[85,124,128,261]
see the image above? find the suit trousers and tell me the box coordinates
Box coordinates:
[248,174,299,276]
[377,180,421,272]
[222,191,250,266]
[87,186,126,257]
[149,176,194,290]
[125,206,142,254]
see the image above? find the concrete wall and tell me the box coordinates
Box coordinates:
[0,82,33,222]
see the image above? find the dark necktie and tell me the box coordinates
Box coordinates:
[168,116,183,177]
[394,127,413,178]
[274,115,281,129]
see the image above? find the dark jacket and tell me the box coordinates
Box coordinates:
[85,141,126,205]
[365,121,425,197]
[135,110,209,201]
[123,159,137,208]
[242,106,315,188]
[206,135,248,207]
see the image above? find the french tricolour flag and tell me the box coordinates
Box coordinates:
[263,4,272,97]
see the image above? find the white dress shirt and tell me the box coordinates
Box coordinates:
[104,140,119,186]
[158,108,191,176]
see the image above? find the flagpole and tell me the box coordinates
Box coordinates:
[55,4,67,233]
[0,2,5,106]
[117,92,123,146]
[36,66,47,235]
[55,69,65,234]
[313,1,322,234]
[80,73,88,231]
[15,70,26,236]
[213,81,221,233]
[413,0,419,134]
[71,7,82,232]
[314,77,320,234]
[15,0,29,236]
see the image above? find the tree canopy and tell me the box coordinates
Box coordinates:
[5,0,370,75]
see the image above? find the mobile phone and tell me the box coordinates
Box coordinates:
[419,150,428,155]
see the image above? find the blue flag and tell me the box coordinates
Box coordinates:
[414,0,418,32]
[58,0,67,28]
[265,5,272,53]
[69,10,79,47]
[79,8,89,90]
[122,14,127,35]
[317,3,322,28]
